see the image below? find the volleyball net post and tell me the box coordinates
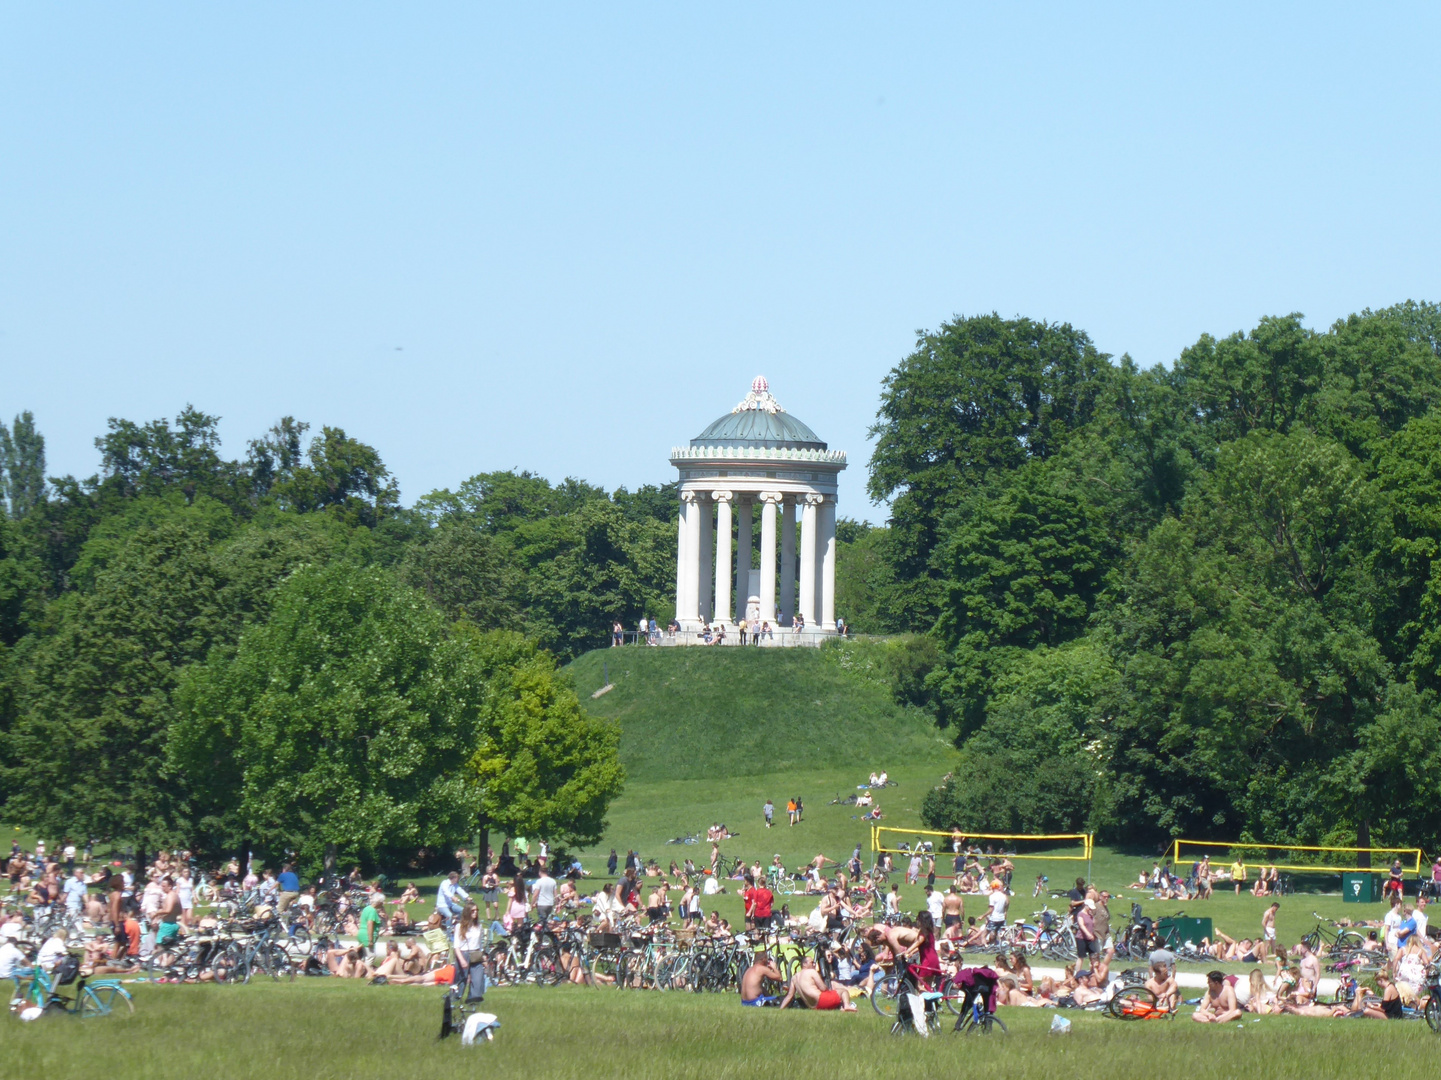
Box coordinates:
[1170,839,1423,877]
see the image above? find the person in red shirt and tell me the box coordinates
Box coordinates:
[743,876,775,932]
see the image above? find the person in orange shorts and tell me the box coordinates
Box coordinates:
[779,956,856,1011]
[383,962,455,986]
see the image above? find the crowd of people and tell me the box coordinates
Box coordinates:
[3,828,1437,1028]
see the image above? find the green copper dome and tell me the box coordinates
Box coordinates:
[691,376,827,451]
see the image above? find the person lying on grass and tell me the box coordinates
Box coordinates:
[1201,930,1260,963]
[1192,971,1242,1023]
[778,956,857,1011]
[324,946,372,979]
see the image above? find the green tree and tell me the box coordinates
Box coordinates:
[171,565,623,869]
[868,313,1114,624]
[462,627,624,849]
[271,426,399,527]
[1,522,228,851]
[398,522,525,631]
[510,500,675,657]
[0,411,47,519]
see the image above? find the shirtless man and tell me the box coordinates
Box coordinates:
[1192,971,1242,1023]
[941,887,964,931]
[739,952,786,1006]
[1145,950,1178,1011]
[1294,940,1320,1002]
[154,876,184,965]
[780,955,856,1011]
[1259,901,1279,960]
[868,921,919,965]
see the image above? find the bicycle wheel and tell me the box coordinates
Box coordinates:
[75,986,108,1019]
[87,983,135,1015]
[1424,993,1441,1033]
[941,981,965,1015]
[211,943,243,984]
[871,973,902,1017]
[1107,985,1158,1020]
[1335,931,1366,952]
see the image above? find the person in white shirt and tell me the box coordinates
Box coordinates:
[925,886,945,923]
[1383,896,1405,955]
[986,881,1009,939]
[141,878,164,919]
[62,868,88,914]
[0,931,25,978]
[590,884,619,932]
[36,929,69,971]
[884,885,900,919]
[531,869,558,924]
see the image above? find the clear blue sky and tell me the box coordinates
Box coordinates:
[3,4,1438,521]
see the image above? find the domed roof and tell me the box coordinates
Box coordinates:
[691,376,827,451]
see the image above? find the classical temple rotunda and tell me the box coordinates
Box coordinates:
[670,377,846,638]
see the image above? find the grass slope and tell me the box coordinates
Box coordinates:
[566,645,960,870]
[566,645,953,782]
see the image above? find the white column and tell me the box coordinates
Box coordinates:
[697,495,713,623]
[680,491,701,624]
[820,498,837,630]
[780,498,796,625]
[735,498,753,621]
[799,494,820,629]
[712,491,733,626]
[674,494,688,624]
[759,493,779,625]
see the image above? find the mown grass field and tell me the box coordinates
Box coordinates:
[8,981,1440,1080]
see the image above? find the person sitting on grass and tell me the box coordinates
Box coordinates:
[1145,950,1178,1011]
[739,952,787,1006]
[1192,971,1243,1023]
[779,955,856,1011]
[1245,968,1281,1014]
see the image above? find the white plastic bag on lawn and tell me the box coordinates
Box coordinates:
[1050,1014,1071,1035]
[461,1012,500,1045]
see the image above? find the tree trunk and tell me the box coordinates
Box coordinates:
[323,842,338,882]
[1357,818,1371,869]
[475,820,489,876]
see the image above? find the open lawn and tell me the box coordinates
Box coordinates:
[8,981,1440,1080]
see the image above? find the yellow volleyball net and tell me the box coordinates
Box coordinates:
[1170,838,1422,877]
[871,826,1092,862]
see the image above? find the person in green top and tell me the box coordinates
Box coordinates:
[358,893,382,950]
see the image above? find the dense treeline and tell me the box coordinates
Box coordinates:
[0,411,664,869]
[7,299,1441,863]
[839,303,1441,853]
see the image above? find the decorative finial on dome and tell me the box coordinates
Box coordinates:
[733,376,784,415]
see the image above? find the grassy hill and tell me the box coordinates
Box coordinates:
[564,643,961,869]
[566,645,954,783]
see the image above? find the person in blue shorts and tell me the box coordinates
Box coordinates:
[740,954,786,1006]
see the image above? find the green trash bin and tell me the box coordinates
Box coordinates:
[1342,873,1379,903]
[1156,916,1213,948]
